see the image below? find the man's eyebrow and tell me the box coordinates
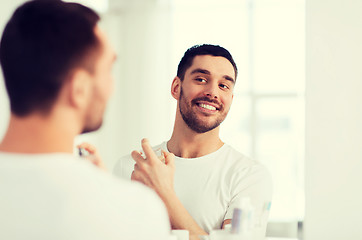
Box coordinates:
[190,68,235,83]
[190,68,210,75]
[224,75,235,84]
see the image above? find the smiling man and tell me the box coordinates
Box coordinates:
[114,44,273,239]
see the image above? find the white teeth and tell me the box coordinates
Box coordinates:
[199,103,216,111]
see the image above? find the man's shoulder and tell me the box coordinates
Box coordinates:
[221,144,270,174]
[221,145,273,199]
[0,153,171,239]
[221,144,256,165]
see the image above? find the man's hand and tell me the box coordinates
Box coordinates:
[131,138,175,199]
[131,139,207,236]
[77,142,107,171]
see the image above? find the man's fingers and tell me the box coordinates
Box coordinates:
[131,169,151,187]
[131,170,138,181]
[141,138,159,163]
[77,142,96,154]
[131,170,145,183]
[163,151,175,166]
[131,150,146,164]
[76,143,107,171]
[159,150,166,163]
[134,163,139,171]
[132,153,150,174]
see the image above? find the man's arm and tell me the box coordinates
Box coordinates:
[131,138,208,237]
[159,190,208,236]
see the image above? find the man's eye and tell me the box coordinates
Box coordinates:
[195,78,206,83]
[220,84,229,89]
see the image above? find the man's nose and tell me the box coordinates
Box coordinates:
[203,83,219,99]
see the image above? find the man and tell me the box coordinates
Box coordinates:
[114,44,273,239]
[0,1,170,239]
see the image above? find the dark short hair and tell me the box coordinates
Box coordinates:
[177,44,238,81]
[0,0,100,116]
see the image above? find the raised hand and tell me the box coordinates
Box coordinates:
[131,138,175,199]
[77,142,107,171]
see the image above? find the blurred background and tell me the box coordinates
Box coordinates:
[1,0,361,240]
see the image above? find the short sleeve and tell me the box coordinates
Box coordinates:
[224,163,273,237]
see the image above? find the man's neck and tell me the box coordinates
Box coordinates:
[0,113,77,154]
[167,117,224,158]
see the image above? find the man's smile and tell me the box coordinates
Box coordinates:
[198,103,217,111]
[192,97,222,113]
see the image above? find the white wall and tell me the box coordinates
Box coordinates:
[84,1,175,169]
[305,0,362,239]
[0,0,25,141]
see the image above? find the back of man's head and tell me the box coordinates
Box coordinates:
[0,0,100,117]
[177,44,238,81]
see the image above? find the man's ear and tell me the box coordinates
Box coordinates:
[67,68,92,109]
[171,76,181,100]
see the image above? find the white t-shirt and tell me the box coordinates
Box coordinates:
[114,142,273,237]
[0,152,171,240]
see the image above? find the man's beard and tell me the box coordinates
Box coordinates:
[179,87,228,133]
[81,95,105,134]
[81,120,103,134]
